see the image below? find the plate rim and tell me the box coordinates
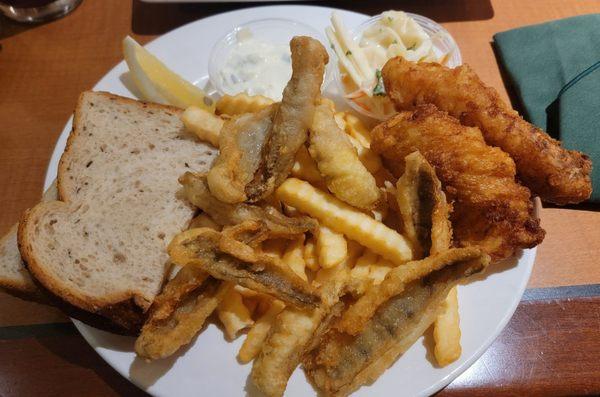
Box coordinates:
[43,4,536,396]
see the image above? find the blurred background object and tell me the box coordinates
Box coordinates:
[0,0,81,23]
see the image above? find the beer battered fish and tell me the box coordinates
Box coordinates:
[207,105,277,203]
[135,266,226,360]
[180,172,317,237]
[168,226,321,309]
[304,249,489,397]
[371,105,545,261]
[308,101,381,210]
[382,57,592,205]
[246,36,329,202]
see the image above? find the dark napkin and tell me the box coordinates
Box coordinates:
[494,14,600,202]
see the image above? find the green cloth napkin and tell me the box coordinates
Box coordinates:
[494,14,600,202]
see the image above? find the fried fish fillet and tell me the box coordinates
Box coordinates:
[371,105,545,261]
[395,151,452,258]
[207,105,277,203]
[168,227,320,308]
[303,251,489,397]
[180,172,317,237]
[335,247,483,336]
[308,101,381,210]
[382,57,592,205]
[246,36,329,201]
[251,240,363,397]
[135,267,226,360]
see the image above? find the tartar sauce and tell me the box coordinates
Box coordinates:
[219,29,291,101]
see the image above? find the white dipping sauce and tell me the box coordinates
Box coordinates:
[219,29,291,101]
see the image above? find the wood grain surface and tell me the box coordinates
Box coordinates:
[0,0,599,396]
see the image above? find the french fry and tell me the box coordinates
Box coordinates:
[313,240,363,305]
[282,236,308,281]
[316,225,347,269]
[181,106,224,147]
[243,296,260,316]
[216,93,274,116]
[238,299,286,363]
[334,111,346,130]
[291,145,325,186]
[276,178,413,266]
[347,134,382,175]
[319,97,337,112]
[342,112,372,146]
[348,249,377,295]
[370,257,394,285]
[303,237,319,271]
[217,285,255,340]
[433,286,462,366]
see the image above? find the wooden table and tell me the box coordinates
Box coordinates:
[1,0,599,396]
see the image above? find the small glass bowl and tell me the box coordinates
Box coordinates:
[333,12,462,120]
[208,18,330,100]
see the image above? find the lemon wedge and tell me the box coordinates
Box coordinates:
[122,36,215,112]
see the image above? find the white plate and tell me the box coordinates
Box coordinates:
[43,5,535,397]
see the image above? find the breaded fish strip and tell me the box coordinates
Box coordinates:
[372,105,545,261]
[251,241,363,397]
[308,101,381,210]
[207,105,276,203]
[395,151,452,258]
[135,268,226,360]
[304,251,489,397]
[246,36,329,201]
[180,172,317,237]
[168,228,321,309]
[335,247,483,336]
[382,57,592,205]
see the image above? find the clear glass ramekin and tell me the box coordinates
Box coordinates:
[333,12,462,120]
[208,18,331,100]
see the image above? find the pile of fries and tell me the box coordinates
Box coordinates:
[134,92,490,397]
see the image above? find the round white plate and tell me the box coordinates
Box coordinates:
[43,5,535,397]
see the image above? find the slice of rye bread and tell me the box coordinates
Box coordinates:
[18,91,217,332]
[0,182,57,299]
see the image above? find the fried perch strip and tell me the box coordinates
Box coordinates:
[395,152,462,366]
[168,227,320,308]
[308,101,381,210]
[135,268,227,360]
[277,178,413,265]
[207,105,277,203]
[180,172,317,237]
[252,307,328,397]
[382,57,592,205]
[304,252,489,397]
[336,247,484,335]
[291,145,325,186]
[371,105,545,261]
[251,241,362,397]
[395,151,452,258]
[246,36,329,201]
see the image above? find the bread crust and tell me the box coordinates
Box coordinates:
[17,91,197,332]
[0,224,37,294]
